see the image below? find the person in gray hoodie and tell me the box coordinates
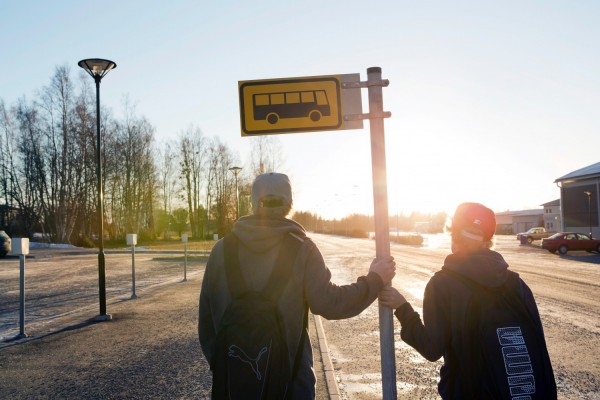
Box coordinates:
[378,202,556,399]
[199,172,396,399]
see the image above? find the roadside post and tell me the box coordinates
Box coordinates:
[365,67,395,399]
[182,234,188,282]
[126,234,138,299]
[239,67,396,398]
[12,238,29,339]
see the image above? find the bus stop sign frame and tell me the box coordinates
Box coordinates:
[239,74,363,136]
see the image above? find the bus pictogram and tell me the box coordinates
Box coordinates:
[253,90,331,125]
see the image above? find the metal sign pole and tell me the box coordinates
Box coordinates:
[184,242,188,282]
[18,254,27,338]
[182,234,188,282]
[367,66,397,399]
[131,244,137,299]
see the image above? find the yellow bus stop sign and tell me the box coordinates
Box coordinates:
[239,74,363,136]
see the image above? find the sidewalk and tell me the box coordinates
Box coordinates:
[0,271,338,399]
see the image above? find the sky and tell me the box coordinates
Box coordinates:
[1,1,598,220]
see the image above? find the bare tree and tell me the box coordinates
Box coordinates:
[249,136,284,175]
[30,65,96,243]
[0,100,15,207]
[107,99,157,239]
[206,138,237,237]
[0,99,25,233]
[13,97,47,238]
[71,75,96,242]
[157,142,178,215]
[155,142,179,238]
[179,125,206,238]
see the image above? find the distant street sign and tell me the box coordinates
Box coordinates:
[239,74,363,136]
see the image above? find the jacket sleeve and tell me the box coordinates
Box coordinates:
[519,279,546,332]
[394,278,448,362]
[198,248,218,367]
[303,241,384,320]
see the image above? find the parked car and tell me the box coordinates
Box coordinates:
[541,232,600,255]
[0,230,11,257]
[516,227,553,244]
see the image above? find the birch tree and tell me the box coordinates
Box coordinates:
[179,125,206,238]
[249,135,284,175]
[206,138,237,236]
[107,100,157,238]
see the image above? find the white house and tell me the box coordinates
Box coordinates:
[542,199,561,233]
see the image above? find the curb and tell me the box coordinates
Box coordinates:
[313,314,341,399]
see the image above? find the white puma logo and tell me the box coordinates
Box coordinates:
[228,345,268,380]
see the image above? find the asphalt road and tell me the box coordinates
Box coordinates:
[312,233,600,399]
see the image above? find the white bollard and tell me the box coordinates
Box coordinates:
[126,234,138,299]
[181,234,188,282]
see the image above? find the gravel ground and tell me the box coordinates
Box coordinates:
[0,274,212,399]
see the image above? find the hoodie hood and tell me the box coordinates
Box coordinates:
[443,249,510,288]
[232,214,306,253]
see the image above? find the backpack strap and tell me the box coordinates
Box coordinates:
[290,297,309,388]
[223,233,247,297]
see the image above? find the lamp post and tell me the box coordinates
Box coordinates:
[229,166,242,220]
[78,58,116,321]
[584,191,592,237]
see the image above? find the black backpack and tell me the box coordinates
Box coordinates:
[211,233,306,400]
[442,268,557,400]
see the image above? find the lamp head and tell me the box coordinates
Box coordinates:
[78,58,117,81]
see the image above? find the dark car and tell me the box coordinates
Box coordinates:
[0,230,11,257]
[541,232,600,255]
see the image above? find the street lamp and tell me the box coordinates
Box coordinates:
[584,191,592,237]
[78,58,116,321]
[229,166,242,220]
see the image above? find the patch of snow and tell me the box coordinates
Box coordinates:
[29,242,79,249]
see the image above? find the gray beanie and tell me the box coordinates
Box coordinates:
[251,172,293,212]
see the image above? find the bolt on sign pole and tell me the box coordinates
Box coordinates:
[367,67,397,399]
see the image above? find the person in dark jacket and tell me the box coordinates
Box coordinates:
[199,172,396,399]
[378,202,556,399]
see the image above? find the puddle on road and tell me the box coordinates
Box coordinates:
[398,282,426,301]
[422,233,451,250]
[339,373,383,398]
